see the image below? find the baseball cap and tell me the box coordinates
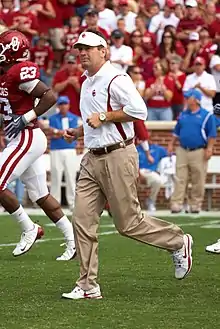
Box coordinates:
[119,0,129,5]
[165,0,176,8]
[57,96,70,105]
[184,88,202,102]
[85,8,98,15]
[185,0,198,7]
[193,56,206,65]
[214,104,220,116]
[73,31,107,48]
[111,29,124,39]
[189,32,199,41]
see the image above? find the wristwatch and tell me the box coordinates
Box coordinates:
[99,112,106,123]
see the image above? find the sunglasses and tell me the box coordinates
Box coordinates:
[164,35,172,38]
[133,71,141,74]
[194,62,203,66]
[132,34,142,37]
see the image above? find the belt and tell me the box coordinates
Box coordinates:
[182,146,206,151]
[89,138,133,156]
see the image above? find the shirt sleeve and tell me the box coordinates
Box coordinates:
[182,76,191,92]
[205,114,217,138]
[209,55,220,69]
[173,119,180,137]
[110,75,148,120]
[207,75,217,91]
[19,79,40,94]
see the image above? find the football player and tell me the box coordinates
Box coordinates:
[0,30,76,260]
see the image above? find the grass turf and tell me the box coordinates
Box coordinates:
[0,215,220,329]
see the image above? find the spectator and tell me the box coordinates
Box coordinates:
[94,0,117,33]
[0,0,19,26]
[62,15,81,53]
[168,54,186,119]
[52,53,81,116]
[139,1,160,23]
[209,43,220,106]
[117,0,137,33]
[49,96,81,210]
[130,29,144,63]
[183,56,217,112]
[176,0,205,46]
[182,32,201,73]
[117,17,130,45]
[168,88,216,213]
[136,43,155,80]
[203,1,216,25]
[30,35,54,86]
[197,27,214,67]
[156,30,185,71]
[145,60,174,121]
[148,0,179,45]
[82,8,109,39]
[127,65,145,97]
[7,0,39,43]
[135,14,156,51]
[29,0,56,34]
[174,3,184,20]
[137,142,168,212]
[110,29,133,72]
[208,15,220,42]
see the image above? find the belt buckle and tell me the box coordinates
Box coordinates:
[119,141,126,148]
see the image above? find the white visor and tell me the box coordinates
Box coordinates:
[73,32,107,49]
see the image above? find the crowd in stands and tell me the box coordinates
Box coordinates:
[0,0,219,121]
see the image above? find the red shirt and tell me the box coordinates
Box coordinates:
[197,41,214,67]
[0,8,18,26]
[177,16,205,44]
[63,26,81,52]
[30,45,54,70]
[0,61,40,128]
[46,0,63,28]
[208,18,220,38]
[52,68,81,116]
[142,31,157,50]
[168,72,186,105]
[137,56,154,81]
[7,11,39,43]
[146,76,174,108]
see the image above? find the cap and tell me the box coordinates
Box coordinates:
[119,0,129,5]
[57,96,70,105]
[85,8,98,15]
[73,31,107,48]
[111,29,124,39]
[193,56,206,65]
[214,103,220,116]
[189,31,199,41]
[184,88,202,102]
[185,0,198,7]
[165,0,176,8]
[65,53,76,63]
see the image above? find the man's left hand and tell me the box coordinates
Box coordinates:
[204,147,213,160]
[4,114,27,138]
[86,113,103,129]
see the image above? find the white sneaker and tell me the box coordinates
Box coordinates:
[62,285,103,300]
[206,239,220,254]
[56,242,76,261]
[172,234,193,280]
[13,224,44,257]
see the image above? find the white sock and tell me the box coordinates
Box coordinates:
[11,205,35,232]
[56,216,75,247]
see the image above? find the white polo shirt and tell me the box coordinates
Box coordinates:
[209,55,220,93]
[183,71,217,112]
[116,11,137,33]
[80,61,148,148]
[110,44,133,72]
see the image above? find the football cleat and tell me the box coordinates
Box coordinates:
[172,234,193,279]
[56,242,76,261]
[206,239,220,254]
[13,223,44,256]
[62,284,102,300]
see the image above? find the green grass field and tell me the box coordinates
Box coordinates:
[0,214,220,329]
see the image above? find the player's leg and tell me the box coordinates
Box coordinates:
[0,129,45,256]
[21,156,76,261]
[50,150,64,204]
[63,149,78,209]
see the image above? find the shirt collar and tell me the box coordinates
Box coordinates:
[82,61,111,79]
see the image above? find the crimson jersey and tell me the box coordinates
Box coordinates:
[0,61,40,128]
[63,26,81,52]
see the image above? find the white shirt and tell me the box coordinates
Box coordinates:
[80,61,148,148]
[117,11,137,33]
[148,12,179,44]
[110,44,133,72]
[98,8,117,33]
[209,55,220,93]
[183,71,217,112]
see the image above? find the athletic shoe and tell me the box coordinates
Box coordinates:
[172,234,193,279]
[62,285,103,300]
[56,242,76,261]
[13,224,44,256]
[206,239,220,254]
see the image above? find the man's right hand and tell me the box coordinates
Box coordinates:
[63,128,79,143]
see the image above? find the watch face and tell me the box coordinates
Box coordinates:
[100,113,106,121]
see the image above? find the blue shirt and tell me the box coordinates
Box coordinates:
[49,112,78,150]
[215,115,220,128]
[137,144,168,171]
[173,108,217,149]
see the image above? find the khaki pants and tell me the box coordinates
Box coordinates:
[73,144,184,290]
[171,147,207,211]
[139,169,163,202]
